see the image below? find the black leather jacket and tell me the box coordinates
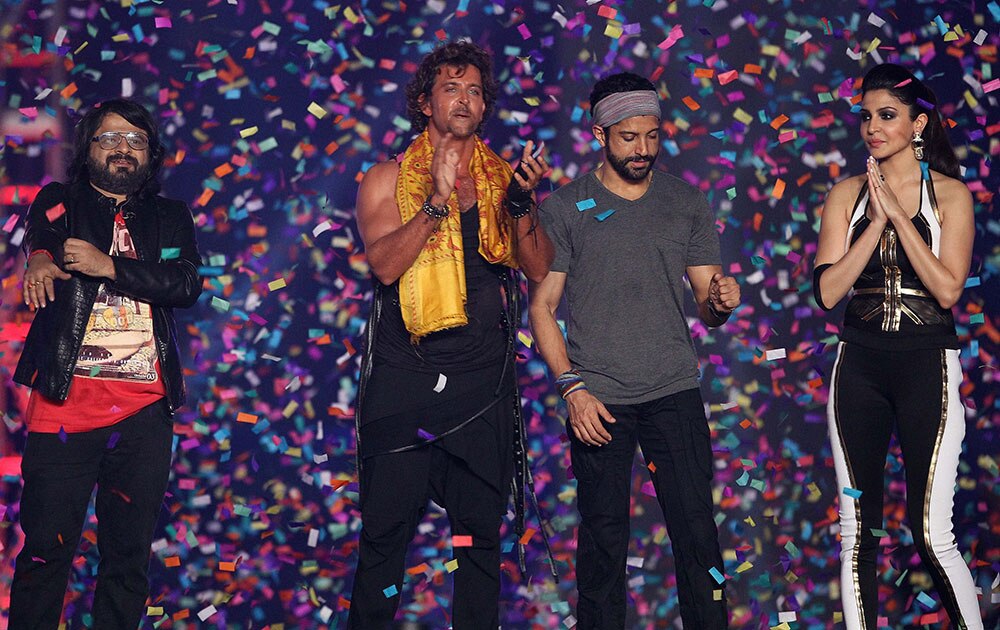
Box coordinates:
[14,181,202,413]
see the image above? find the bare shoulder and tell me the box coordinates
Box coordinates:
[823,174,866,219]
[827,174,866,203]
[929,170,972,207]
[360,160,400,192]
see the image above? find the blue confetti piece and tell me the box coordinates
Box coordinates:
[58,426,67,443]
[708,566,725,584]
[964,276,981,288]
[933,15,948,35]
[382,584,398,598]
[161,247,181,260]
[916,591,937,609]
[576,198,596,211]
[594,209,616,222]
[843,486,862,499]
[107,432,121,449]
[989,1,1000,22]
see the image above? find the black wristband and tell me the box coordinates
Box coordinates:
[708,300,732,322]
[505,198,532,219]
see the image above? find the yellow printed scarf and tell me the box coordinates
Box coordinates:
[396,131,517,339]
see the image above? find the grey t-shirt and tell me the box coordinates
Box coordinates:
[538,170,721,404]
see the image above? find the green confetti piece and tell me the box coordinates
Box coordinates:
[161,247,180,260]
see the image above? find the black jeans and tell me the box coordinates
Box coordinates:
[348,409,510,630]
[571,388,728,629]
[9,399,174,629]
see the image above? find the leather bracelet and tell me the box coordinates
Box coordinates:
[421,195,449,220]
[506,198,532,219]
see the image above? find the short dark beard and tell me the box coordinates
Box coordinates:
[87,154,149,196]
[605,146,656,182]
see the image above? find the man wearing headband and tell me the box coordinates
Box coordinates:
[529,72,738,628]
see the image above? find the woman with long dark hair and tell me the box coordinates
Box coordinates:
[813,63,982,629]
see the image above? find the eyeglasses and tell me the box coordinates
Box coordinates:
[91,131,149,151]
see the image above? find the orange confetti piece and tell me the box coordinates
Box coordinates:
[60,83,78,98]
[769,114,789,130]
[693,68,714,79]
[219,561,236,571]
[743,64,762,74]
[195,188,214,207]
[681,96,700,111]
[647,462,657,473]
[236,412,259,424]
[518,528,537,545]
[164,556,181,567]
[406,563,430,575]
[772,179,786,199]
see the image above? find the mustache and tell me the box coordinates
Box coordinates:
[106,154,139,168]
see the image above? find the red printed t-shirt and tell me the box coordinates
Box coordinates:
[28,212,165,433]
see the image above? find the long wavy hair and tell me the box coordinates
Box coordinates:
[861,63,960,178]
[404,41,498,136]
[68,98,164,197]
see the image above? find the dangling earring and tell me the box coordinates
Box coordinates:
[911,129,925,160]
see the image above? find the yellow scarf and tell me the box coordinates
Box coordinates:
[395,131,517,339]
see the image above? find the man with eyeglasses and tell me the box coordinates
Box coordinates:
[11,98,201,628]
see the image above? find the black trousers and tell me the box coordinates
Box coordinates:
[348,414,510,629]
[9,399,174,630]
[828,343,982,629]
[570,388,728,629]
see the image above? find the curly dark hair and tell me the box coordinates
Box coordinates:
[861,63,960,178]
[68,98,164,197]
[405,41,498,135]
[589,72,656,116]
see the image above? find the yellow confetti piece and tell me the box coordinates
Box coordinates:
[517,331,532,347]
[761,44,781,56]
[111,33,131,42]
[268,278,287,291]
[147,607,164,616]
[865,37,881,53]
[445,559,459,573]
[732,108,753,125]
[736,561,754,573]
[240,126,259,138]
[604,22,623,38]
[307,102,327,119]
[522,96,540,106]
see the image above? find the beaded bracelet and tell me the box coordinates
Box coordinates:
[421,195,449,219]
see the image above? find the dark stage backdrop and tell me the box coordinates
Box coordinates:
[0,1,997,628]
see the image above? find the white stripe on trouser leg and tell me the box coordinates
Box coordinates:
[924,349,982,630]
[827,343,866,630]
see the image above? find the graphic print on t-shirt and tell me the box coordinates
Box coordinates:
[73,213,158,382]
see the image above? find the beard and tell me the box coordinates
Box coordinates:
[605,146,657,182]
[87,153,150,196]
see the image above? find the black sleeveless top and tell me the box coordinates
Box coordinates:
[372,204,508,370]
[841,178,959,350]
